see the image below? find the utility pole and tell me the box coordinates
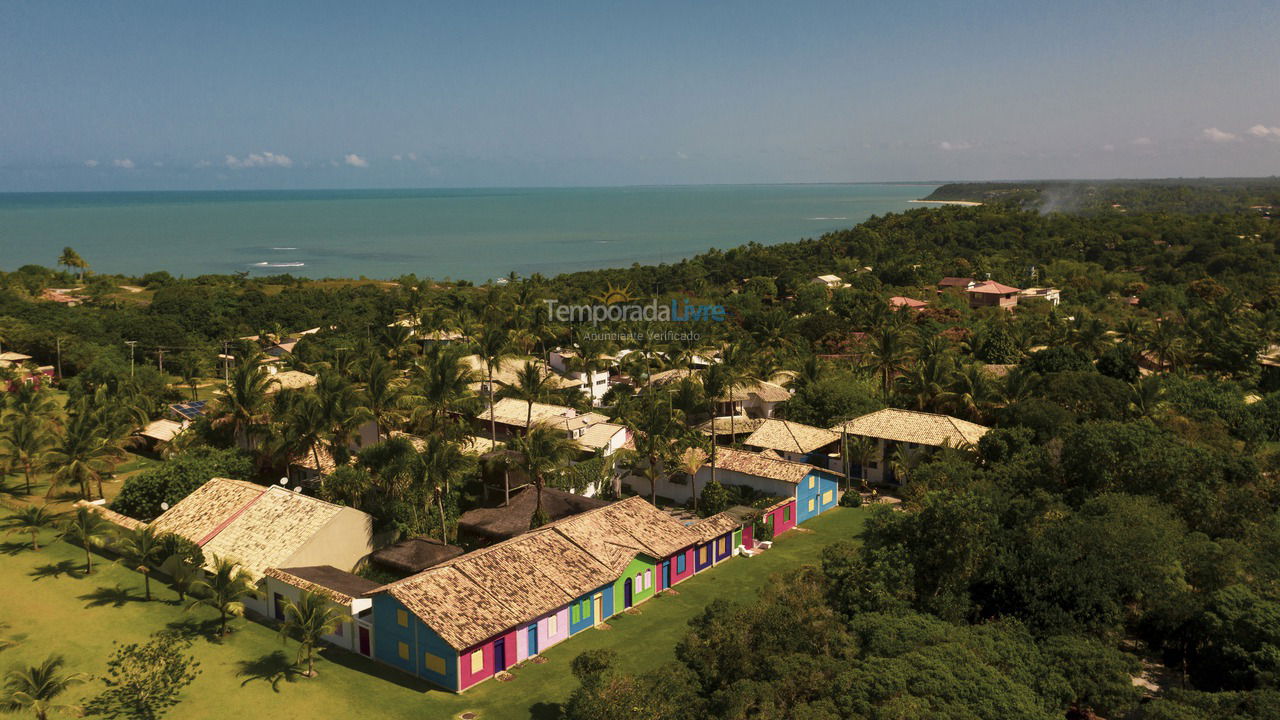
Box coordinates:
[55,337,63,380]
[125,340,137,378]
[222,340,230,384]
[156,347,166,374]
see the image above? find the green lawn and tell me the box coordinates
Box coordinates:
[0,507,869,720]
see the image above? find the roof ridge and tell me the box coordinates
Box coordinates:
[195,485,269,546]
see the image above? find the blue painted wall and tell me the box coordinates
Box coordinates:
[371,594,458,691]
[795,469,841,524]
[568,583,614,634]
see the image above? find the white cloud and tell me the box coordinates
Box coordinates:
[84,159,99,168]
[152,161,164,168]
[1249,124,1280,139]
[675,151,689,160]
[113,158,135,169]
[407,152,417,161]
[1101,144,1116,152]
[343,153,369,168]
[1131,137,1154,146]
[1202,127,1239,143]
[392,154,403,161]
[224,151,293,169]
[938,141,972,151]
[194,160,212,168]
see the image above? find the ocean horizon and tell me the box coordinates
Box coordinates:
[0,184,937,282]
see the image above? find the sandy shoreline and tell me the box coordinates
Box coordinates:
[909,199,983,206]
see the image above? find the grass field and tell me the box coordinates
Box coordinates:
[0,506,869,720]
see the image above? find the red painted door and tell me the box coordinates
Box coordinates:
[743,524,753,548]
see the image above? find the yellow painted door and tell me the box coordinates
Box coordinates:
[593,594,603,625]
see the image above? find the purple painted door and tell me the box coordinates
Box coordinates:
[358,626,371,656]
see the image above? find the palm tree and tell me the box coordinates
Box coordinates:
[59,507,110,575]
[475,328,514,501]
[676,444,708,513]
[1129,375,1167,420]
[168,557,200,603]
[410,344,479,436]
[509,423,579,528]
[416,436,467,543]
[173,352,206,400]
[315,372,373,466]
[278,591,349,678]
[622,391,685,506]
[57,247,88,282]
[1,414,54,495]
[3,505,57,550]
[895,352,954,412]
[280,392,328,477]
[187,555,257,638]
[360,357,410,439]
[210,356,273,449]
[500,361,558,431]
[114,525,167,601]
[842,433,877,492]
[941,363,995,422]
[864,323,912,401]
[716,343,758,442]
[45,410,126,500]
[1,655,86,720]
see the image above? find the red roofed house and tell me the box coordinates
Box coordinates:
[888,296,928,310]
[966,280,1022,310]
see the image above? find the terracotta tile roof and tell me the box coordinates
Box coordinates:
[743,419,840,454]
[889,296,928,308]
[150,478,267,542]
[831,408,989,448]
[292,443,344,473]
[689,512,741,542]
[374,497,701,650]
[967,280,1022,295]
[739,380,792,403]
[709,446,818,484]
[264,566,379,605]
[577,422,626,451]
[461,355,580,390]
[938,276,975,288]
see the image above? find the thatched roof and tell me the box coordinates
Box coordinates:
[831,408,989,448]
[373,496,700,650]
[265,566,379,605]
[743,419,839,455]
[709,446,817,485]
[458,486,610,542]
[370,537,466,575]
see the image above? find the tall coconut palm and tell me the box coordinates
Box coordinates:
[841,434,877,492]
[45,410,126,500]
[360,357,410,440]
[416,435,467,543]
[1,655,86,720]
[942,363,996,422]
[622,391,685,506]
[715,343,758,442]
[3,505,58,551]
[173,352,207,401]
[1129,375,1167,420]
[315,372,373,466]
[676,444,708,513]
[864,323,913,402]
[280,392,328,476]
[278,591,349,678]
[500,361,558,432]
[895,352,954,412]
[509,423,579,528]
[1,414,54,495]
[59,507,110,575]
[211,356,273,449]
[57,246,88,282]
[187,555,257,638]
[410,344,479,437]
[474,328,514,501]
[114,525,167,601]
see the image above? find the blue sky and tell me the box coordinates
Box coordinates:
[2,0,1278,191]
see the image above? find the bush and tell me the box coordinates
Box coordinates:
[839,490,864,507]
[753,516,774,543]
[698,480,730,518]
[111,447,254,520]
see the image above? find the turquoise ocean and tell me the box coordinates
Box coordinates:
[0,184,936,282]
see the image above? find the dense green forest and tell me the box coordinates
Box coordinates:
[4,179,1280,718]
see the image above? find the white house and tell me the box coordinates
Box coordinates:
[548,349,613,406]
[263,566,380,658]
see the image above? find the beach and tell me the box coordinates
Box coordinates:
[908,199,984,206]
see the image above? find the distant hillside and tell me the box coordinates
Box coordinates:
[923,178,1280,214]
